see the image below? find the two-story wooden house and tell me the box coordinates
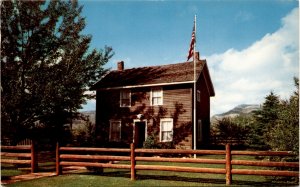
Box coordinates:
[90,52,214,149]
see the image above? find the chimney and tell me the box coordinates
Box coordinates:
[117,61,124,71]
[195,51,200,61]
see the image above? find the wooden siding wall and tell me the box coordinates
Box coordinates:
[96,84,194,149]
[162,85,192,149]
[196,66,211,147]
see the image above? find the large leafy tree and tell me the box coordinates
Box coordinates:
[1,0,113,144]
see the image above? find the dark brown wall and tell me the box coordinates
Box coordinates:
[196,65,212,148]
[95,71,212,149]
[96,84,193,148]
[162,85,193,149]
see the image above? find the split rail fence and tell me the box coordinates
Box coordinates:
[1,143,38,173]
[56,143,299,185]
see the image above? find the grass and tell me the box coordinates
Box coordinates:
[1,161,56,181]
[1,168,26,178]
[5,168,295,187]
[3,154,298,186]
[1,160,30,177]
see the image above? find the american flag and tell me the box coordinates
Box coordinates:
[187,24,195,61]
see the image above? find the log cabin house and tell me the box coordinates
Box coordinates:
[90,52,214,149]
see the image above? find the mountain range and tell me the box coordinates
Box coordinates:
[211,104,261,124]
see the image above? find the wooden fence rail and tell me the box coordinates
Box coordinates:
[56,143,131,175]
[56,143,299,185]
[1,143,37,173]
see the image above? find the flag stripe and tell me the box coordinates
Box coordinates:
[187,25,196,61]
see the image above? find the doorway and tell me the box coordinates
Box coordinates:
[134,120,147,148]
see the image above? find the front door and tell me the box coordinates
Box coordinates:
[134,121,146,148]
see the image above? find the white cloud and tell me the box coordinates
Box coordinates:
[207,8,299,116]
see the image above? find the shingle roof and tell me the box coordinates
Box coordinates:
[90,60,206,90]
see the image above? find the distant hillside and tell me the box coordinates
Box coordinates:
[211,104,261,124]
[81,111,95,123]
[72,111,95,130]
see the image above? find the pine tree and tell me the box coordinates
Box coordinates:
[251,91,281,149]
[1,0,113,144]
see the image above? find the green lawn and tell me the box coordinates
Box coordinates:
[1,161,55,181]
[1,168,26,178]
[4,168,295,187]
[2,155,298,186]
[1,163,30,179]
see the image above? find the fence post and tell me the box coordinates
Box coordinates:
[225,144,232,185]
[31,140,37,173]
[56,142,62,175]
[130,143,136,180]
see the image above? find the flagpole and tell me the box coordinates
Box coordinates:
[193,14,197,158]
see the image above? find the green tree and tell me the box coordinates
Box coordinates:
[265,78,299,153]
[1,0,113,144]
[251,92,281,149]
[211,117,249,146]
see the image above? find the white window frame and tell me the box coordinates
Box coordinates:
[197,90,201,102]
[151,87,163,106]
[120,90,131,107]
[109,120,121,142]
[160,118,173,142]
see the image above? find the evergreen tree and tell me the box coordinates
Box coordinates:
[265,78,299,153]
[251,92,281,149]
[1,0,113,144]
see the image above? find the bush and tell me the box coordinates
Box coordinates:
[211,117,249,147]
[143,133,157,149]
[143,132,174,149]
[71,120,96,147]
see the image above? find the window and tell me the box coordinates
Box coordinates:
[109,120,121,142]
[160,118,173,142]
[197,90,201,102]
[197,120,202,142]
[151,87,163,106]
[120,90,131,107]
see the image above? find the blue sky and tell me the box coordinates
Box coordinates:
[79,0,299,116]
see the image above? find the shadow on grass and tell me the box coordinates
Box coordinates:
[77,170,297,186]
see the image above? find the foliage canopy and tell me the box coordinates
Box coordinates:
[1,0,113,144]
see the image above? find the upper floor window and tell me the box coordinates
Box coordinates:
[109,120,121,142]
[151,87,163,106]
[120,90,131,107]
[197,90,201,102]
[160,118,173,142]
